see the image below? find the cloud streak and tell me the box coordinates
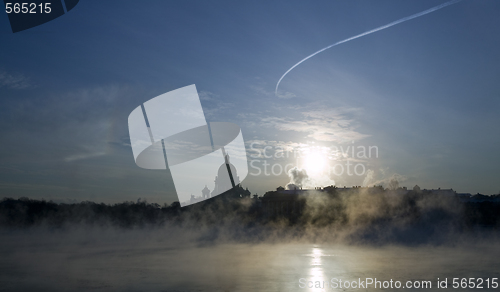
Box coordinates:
[0,70,31,89]
[261,108,369,143]
[275,0,462,95]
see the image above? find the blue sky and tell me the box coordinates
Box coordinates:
[0,0,499,203]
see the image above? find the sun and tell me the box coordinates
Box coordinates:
[302,150,327,176]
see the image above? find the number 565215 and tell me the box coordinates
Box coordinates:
[5,3,52,14]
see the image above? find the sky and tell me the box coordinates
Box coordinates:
[0,0,499,204]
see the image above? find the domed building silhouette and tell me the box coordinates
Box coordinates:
[211,153,240,197]
[194,153,251,204]
[202,185,210,199]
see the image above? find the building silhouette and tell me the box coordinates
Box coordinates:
[211,154,240,197]
[188,153,249,205]
[202,185,210,199]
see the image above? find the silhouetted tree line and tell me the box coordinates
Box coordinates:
[0,192,261,229]
[0,197,180,228]
[0,190,499,232]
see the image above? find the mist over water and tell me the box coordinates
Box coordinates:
[1,230,499,291]
[1,189,499,291]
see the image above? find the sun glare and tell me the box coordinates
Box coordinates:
[302,149,327,176]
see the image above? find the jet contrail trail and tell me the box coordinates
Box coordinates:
[275,0,462,95]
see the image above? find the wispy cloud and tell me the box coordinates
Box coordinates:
[0,85,130,165]
[260,107,369,143]
[64,152,106,162]
[198,91,216,102]
[0,70,31,89]
[250,84,296,99]
[198,90,235,120]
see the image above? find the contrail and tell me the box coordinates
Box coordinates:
[275,0,462,95]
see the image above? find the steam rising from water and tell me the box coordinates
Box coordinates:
[285,167,309,190]
[1,190,499,291]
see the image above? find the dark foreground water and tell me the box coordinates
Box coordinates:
[1,228,499,292]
